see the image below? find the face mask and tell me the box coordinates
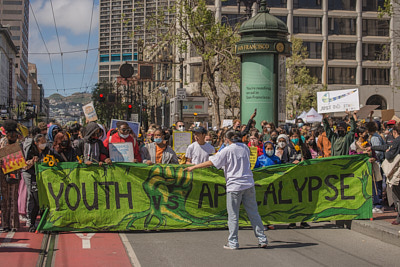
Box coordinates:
[266,127,271,132]
[271,136,277,142]
[338,130,345,137]
[266,150,274,157]
[154,138,163,144]
[119,133,129,139]
[278,142,286,148]
[291,138,299,145]
[206,141,212,145]
[38,143,47,150]
[61,140,68,148]
[297,123,304,128]
[178,126,185,131]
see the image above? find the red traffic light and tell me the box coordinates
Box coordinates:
[128,104,132,109]
[99,94,104,98]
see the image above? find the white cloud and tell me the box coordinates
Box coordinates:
[31,0,99,35]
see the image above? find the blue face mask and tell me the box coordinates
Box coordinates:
[291,138,299,145]
[297,123,304,128]
[154,138,163,144]
[266,150,274,157]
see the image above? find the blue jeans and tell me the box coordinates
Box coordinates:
[226,186,268,248]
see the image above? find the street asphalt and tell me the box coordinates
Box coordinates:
[123,222,399,267]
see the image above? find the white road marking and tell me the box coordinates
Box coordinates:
[0,232,29,248]
[75,233,95,249]
[119,233,141,267]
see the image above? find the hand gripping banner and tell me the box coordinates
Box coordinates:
[36,155,372,232]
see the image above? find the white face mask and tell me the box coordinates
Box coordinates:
[119,133,129,139]
[278,142,286,148]
[38,143,46,150]
[266,150,274,157]
[206,141,212,145]
[178,125,185,131]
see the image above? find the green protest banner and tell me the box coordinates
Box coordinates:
[36,155,372,232]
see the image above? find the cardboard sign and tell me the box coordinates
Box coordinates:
[222,119,233,128]
[391,115,400,123]
[83,102,98,122]
[109,143,134,162]
[110,119,140,137]
[356,105,379,120]
[249,147,258,170]
[381,109,395,122]
[317,89,359,113]
[0,143,27,174]
[172,131,192,155]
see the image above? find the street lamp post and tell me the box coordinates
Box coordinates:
[179,57,184,121]
[159,86,168,127]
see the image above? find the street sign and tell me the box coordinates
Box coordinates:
[176,88,186,100]
[131,113,139,122]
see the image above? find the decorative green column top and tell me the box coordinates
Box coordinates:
[236,0,290,55]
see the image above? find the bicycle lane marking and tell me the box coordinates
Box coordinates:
[55,232,133,267]
[0,231,44,266]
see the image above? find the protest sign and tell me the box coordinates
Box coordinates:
[392,115,400,123]
[249,147,258,169]
[110,119,140,137]
[172,131,192,155]
[0,143,27,174]
[83,102,98,122]
[381,109,395,122]
[109,143,134,162]
[36,155,372,232]
[356,105,379,120]
[222,120,233,128]
[317,89,359,113]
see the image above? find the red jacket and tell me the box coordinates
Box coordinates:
[247,141,264,157]
[103,132,142,162]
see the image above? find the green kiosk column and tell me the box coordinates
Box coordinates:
[236,0,290,131]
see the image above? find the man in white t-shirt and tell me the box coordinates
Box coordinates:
[185,131,268,250]
[185,126,215,165]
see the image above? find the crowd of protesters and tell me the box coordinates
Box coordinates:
[1,107,400,234]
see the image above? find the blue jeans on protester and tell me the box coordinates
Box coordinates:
[226,186,268,248]
[373,180,383,209]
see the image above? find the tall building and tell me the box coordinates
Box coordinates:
[98,0,175,83]
[0,25,18,114]
[0,0,30,105]
[28,62,41,109]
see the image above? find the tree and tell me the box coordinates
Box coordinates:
[147,0,241,127]
[286,37,320,119]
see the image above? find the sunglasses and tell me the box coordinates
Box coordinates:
[120,128,130,133]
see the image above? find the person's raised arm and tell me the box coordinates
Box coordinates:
[184,160,214,172]
[322,113,334,141]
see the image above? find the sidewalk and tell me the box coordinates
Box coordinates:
[351,206,400,247]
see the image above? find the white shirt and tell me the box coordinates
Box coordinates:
[210,142,254,192]
[186,142,215,165]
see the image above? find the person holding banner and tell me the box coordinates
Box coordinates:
[79,122,111,165]
[142,128,179,165]
[185,131,268,249]
[103,122,142,163]
[185,126,215,165]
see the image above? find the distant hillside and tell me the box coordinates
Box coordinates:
[48,92,92,105]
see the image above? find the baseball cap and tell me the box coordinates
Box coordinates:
[192,126,207,134]
[387,120,396,125]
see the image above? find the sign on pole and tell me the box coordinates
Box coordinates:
[131,114,139,122]
[83,102,98,122]
[176,88,186,100]
[317,89,359,113]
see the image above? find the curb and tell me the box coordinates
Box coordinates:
[351,219,400,247]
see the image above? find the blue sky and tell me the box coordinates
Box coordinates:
[29,0,99,97]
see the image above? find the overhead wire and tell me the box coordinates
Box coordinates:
[80,0,96,91]
[29,2,59,92]
[49,0,66,92]
[87,49,99,93]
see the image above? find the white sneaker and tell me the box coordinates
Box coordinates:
[372,207,384,214]
[223,244,238,250]
[19,215,28,222]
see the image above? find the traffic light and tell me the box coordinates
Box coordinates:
[99,93,105,102]
[128,104,133,110]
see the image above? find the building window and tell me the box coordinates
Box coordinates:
[293,17,322,34]
[362,19,389,36]
[328,18,356,35]
[100,55,110,62]
[11,36,21,41]
[366,94,387,109]
[328,0,356,10]
[9,26,21,31]
[111,54,121,62]
[122,53,132,61]
[328,68,356,84]
[307,67,322,83]
[3,9,23,14]
[190,64,202,83]
[363,43,390,60]
[3,1,23,4]
[328,43,356,60]
[303,42,322,59]
[362,68,390,85]
[267,0,287,8]
[293,0,321,9]
[362,0,385,11]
